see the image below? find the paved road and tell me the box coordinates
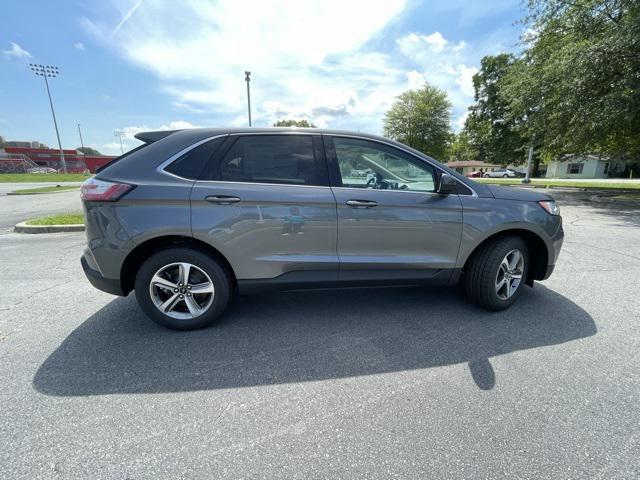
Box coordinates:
[0,184,81,229]
[1,194,639,479]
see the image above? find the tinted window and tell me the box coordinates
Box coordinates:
[165,137,226,179]
[215,135,324,186]
[332,137,436,192]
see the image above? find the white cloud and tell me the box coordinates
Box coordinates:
[397,31,484,130]
[74,42,86,51]
[82,0,407,132]
[3,42,31,59]
[455,111,470,129]
[406,70,426,90]
[101,142,130,155]
[423,32,448,53]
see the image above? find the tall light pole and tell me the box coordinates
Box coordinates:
[114,130,125,155]
[77,123,85,154]
[245,71,252,127]
[30,63,67,173]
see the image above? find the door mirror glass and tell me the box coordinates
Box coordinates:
[437,173,458,194]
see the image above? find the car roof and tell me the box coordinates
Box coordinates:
[135,127,393,144]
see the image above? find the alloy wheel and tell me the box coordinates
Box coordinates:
[149,262,215,319]
[495,249,524,300]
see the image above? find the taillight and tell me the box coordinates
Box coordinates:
[80,177,134,201]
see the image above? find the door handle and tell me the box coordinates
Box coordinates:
[205,195,241,204]
[346,199,378,208]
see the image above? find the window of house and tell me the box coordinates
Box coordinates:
[567,163,583,174]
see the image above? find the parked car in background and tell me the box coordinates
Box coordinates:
[27,167,57,174]
[484,168,519,178]
[465,170,483,178]
[81,128,563,331]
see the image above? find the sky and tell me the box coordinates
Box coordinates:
[0,0,526,156]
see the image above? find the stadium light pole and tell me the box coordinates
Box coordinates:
[114,130,125,155]
[29,63,67,173]
[245,71,252,127]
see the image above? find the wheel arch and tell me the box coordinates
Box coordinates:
[462,228,549,286]
[120,235,237,295]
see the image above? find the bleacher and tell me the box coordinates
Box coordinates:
[0,153,41,173]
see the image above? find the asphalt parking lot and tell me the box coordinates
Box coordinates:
[1,190,639,479]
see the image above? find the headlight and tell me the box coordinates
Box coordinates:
[538,200,560,216]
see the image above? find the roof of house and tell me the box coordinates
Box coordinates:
[445,160,500,168]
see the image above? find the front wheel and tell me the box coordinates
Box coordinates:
[502,174,509,178]
[134,247,231,330]
[465,236,529,311]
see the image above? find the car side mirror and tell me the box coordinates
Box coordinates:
[437,173,458,194]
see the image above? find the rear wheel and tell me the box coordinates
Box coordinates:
[134,247,231,330]
[465,236,529,311]
[483,173,490,178]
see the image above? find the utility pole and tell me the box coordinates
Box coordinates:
[30,63,67,173]
[114,130,125,155]
[245,71,252,127]
[523,144,534,184]
[77,123,85,154]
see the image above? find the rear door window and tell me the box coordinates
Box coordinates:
[206,135,327,186]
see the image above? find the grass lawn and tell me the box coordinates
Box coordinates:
[26,212,84,226]
[0,173,89,183]
[9,185,80,195]
[476,178,640,190]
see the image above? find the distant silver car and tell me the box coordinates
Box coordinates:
[483,167,518,178]
[81,128,563,330]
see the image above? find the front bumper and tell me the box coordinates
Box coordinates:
[542,219,564,280]
[81,254,125,296]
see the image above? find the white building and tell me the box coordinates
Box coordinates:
[546,154,623,179]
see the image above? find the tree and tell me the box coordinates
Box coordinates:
[383,83,452,159]
[446,131,479,161]
[77,146,102,155]
[464,54,528,165]
[273,119,317,128]
[502,0,640,159]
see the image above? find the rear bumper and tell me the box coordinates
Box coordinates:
[81,254,125,296]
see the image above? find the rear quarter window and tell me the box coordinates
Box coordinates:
[164,137,226,179]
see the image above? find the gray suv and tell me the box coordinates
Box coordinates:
[81,128,563,330]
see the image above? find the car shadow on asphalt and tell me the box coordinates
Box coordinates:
[33,285,596,396]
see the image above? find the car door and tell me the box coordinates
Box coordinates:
[324,135,463,282]
[191,133,338,281]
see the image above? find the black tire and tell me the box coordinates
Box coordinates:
[464,236,529,311]
[134,247,231,330]
[483,173,490,178]
[502,174,508,178]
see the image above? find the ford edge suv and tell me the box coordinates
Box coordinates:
[80,128,563,330]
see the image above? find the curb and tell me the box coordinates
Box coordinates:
[14,221,85,234]
[589,194,640,204]
[6,189,79,196]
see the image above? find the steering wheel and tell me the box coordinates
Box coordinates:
[364,173,382,188]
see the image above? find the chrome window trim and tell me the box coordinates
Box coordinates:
[326,133,478,197]
[193,179,332,189]
[329,186,445,197]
